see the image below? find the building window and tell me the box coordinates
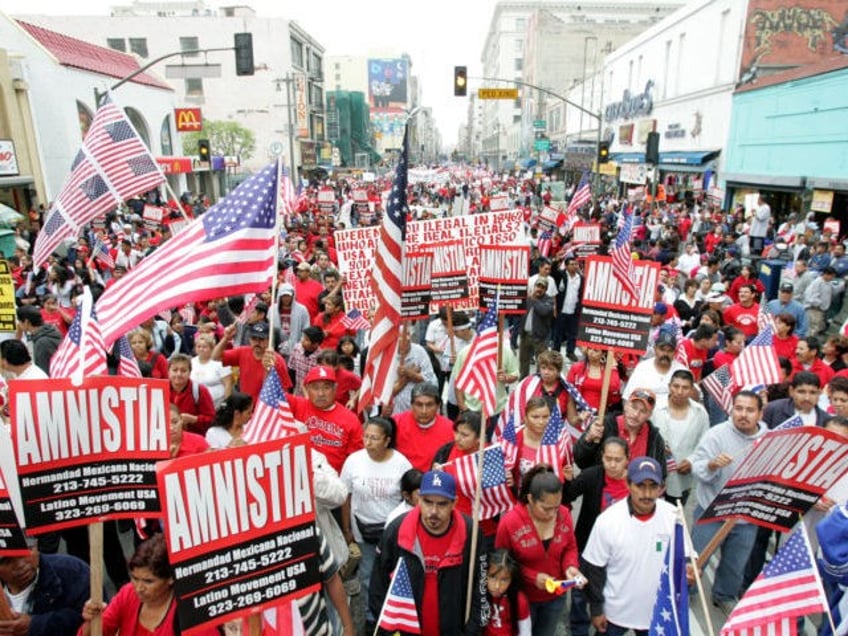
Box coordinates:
[334,62,340,70]
[185,78,204,99]
[291,38,304,68]
[513,97,521,109]
[516,17,525,30]
[515,58,523,71]
[179,36,199,57]
[129,38,148,58]
[515,38,523,52]
[334,73,341,81]
[663,40,671,98]
[106,38,126,52]
[309,51,322,78]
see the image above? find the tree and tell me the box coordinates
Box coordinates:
[182,120,256,161]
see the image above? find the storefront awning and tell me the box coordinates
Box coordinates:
[611,152,645,164]
[521,158,537,169]
[541,159,563,171]
[723,173,806,189]
[658,150,720,166]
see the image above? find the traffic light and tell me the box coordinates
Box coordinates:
[598,140,610,164]
[198,139,211,162]
[454,66,467,97]
[234,33,254,76]
[646,131,660,164]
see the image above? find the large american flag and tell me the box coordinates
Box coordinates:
[649,519,689,636]
[377,557,421,634]
[455,292,500,415]
[447,445,515,520]
[33,96,164,268]
[538,405,573,477]
[566,171,591,217]
[611,206,641,301]
[720,526,827,635]
[731,326,782,389]
[116,335,142,378]
[701,364,734,415]
[95,163,278,346]
[242,367,298,444]
[359,129,408,411]
[49,288,107,382]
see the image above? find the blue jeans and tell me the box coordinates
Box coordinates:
[358,540,378,621]
[692,505,758,602]
[569,588,590,636]
[605,623,647,636]
[530,595,567,636]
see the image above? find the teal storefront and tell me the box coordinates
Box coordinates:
[722,60,848,226]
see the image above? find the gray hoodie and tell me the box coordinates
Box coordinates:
[33,324,63,375]
[270,283,310,356]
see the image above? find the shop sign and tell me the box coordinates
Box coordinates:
[604,80,654,123]
[300,141,317,167]
[174,108,202,132]
[295,73,309,138]
[620,163,649,185]
[0,140,19,176]
[155,156,192,174]
[636,119,656,144]
[597,162,618,176]
[664,123,686,139]
[811,189,834,213]
[618,124,634,146]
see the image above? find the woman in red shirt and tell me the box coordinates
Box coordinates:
[728,264,766,303]
[510,397,574,493]
[495,465,586,636]
[129,329,169,379]
[312,294,353,350]
[566,348,622,412]
[773,313,799,362]
[712,326,746,369]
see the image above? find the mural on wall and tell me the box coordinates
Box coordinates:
[367,58,408,113]
[741,1,848,78]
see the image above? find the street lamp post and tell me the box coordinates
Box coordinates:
[274,74,299,186]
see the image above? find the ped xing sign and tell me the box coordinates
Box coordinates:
[175,108,203,132]
[478,88,519,100]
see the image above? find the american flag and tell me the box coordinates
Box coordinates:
[611,206,641,302]
[377,557,421,634]
[720,526,827,636]
[116,335,142,378]
[359,129,408,411]
[538,405,573,477]
[649,519,689,636]
[537,230,553,258]
[95,163,278,346]
[33,96,164,268]
[500,414,519,469]
[242,367,298,444]
[731,326,781,390]
[341,308,371,332]
[49,287,107,382]
[455,292,500,415]
[702,364,734,415]
[566,171,591,217]
[93,238,115,269]
[279,168,299,223]
[773,414,804,431]
[495,375,593,442]
[447,445,515,520]
[757,300,776,332]
[237,294,261,326]
[665,447,679,473]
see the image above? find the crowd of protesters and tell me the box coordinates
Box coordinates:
[3,170,848,636]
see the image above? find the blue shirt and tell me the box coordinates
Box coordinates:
[766,297,809,336]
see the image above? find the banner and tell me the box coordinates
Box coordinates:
[430,240,469,306]
[576,256,660,355]
[294,73,309,139]
[698,427,848,531]
[478,245,530,314]
[158,434,320,634]
[0,463,29,556]
[0,261,16,332]
[336,210,524,314]
[570,223,602,260]
[10,377,170,534]
[402,251,433,321]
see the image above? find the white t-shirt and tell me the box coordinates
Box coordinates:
[582,498,686,630]
[340,449,412,542]
[191,357,232,407]
[205,426,233,449]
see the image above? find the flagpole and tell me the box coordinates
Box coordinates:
[465,402,488,624]
[267,156,284,354]
[799,517,838,636]
[676,501,715,636]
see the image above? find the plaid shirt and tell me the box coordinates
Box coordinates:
[288,342,320,395]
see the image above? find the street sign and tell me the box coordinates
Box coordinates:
[533,119,546,130]
[534,139,551,151]
[478,88,519,100]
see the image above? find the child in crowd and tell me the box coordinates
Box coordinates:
[484,549,531,636]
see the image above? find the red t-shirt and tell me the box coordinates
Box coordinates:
[288,395,363,472]
[773,334,798,362]
[334,367,362,407]
[712,350,738,369]
[723,303,760,339]
[312,311,354,350]
[221,346,292,402]
[417,524,454,636]
[567,363,621,410]
[679,339,708,380]
[617,416,648,460]
[294,277,325,319]
[394,411,455,473]
[484,591,531,636]
[41,309,70,337]
[175,431,209,457]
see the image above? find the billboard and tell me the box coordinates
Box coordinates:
[367,58,408,112]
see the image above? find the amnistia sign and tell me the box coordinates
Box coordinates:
[605,80,654,123]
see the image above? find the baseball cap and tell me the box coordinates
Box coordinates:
[278,283,295,297]
[535,276,549,288]
[779,282,794,293]
[419,470,457,500]
[653,302,668,315]
[247,321,270,339]
[296,261,312,271]
[303,365,336,385]
[627,457,663,484]
[628,388,656,411]
[710,282,727,294]
[655,331,676,349]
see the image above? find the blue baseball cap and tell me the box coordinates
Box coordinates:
[627,457,663,484]
[419,471,456,500]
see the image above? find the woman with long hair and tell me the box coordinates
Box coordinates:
[205,391,253,449]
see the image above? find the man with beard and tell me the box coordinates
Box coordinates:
[622,331,687,405]
[213,321,293,403]
[690,391,768,615]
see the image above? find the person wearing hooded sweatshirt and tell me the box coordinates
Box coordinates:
[271,282,311,359]
[16,305,62,375]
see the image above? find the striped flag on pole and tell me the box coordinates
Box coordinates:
[446,445,515,520]
[566,171,591,217]
[537,405,573,477]
[611,206,641,301]
[701,364,734,415]
[49,287,107,383]
[455,292,500,415]
[116,335,142,378]
[242,367,298,444]
[731,326,782,389]
[359,128,408,411]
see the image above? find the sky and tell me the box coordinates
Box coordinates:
[3,0,499,148]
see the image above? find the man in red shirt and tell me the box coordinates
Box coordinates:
[393,383,455,473]
[793,336,835,384]
[676,323,718,381]
[293,261,325,319]
[722,284,760,340]
[213,321,292,403]
[288,365,363,472]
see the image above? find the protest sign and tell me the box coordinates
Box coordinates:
[142,204,164,230]
[0,261,15,332]
[352,188,368,203]
[576,256,660,355]
[0,465,28,556]
[402,251,433,320]
[430,240,469,305]
[570,223,602,260]
[336,210,525,314]
[489,195,508,212]
[10,376,169,534]
[536,205,564,231]
[479,245,530,314]
[698,427,848,531]
[158,434,320,634]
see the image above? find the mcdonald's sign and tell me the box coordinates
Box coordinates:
[175,108,203,132]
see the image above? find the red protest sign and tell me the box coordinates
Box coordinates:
[698,427,848,531]
[157,434,320,634]
[570,222,602,260]
[430,240,469,306]
[402,251,434,321]
[10,376,170,534]
[0,463,29,556]
[478,245,530,314]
